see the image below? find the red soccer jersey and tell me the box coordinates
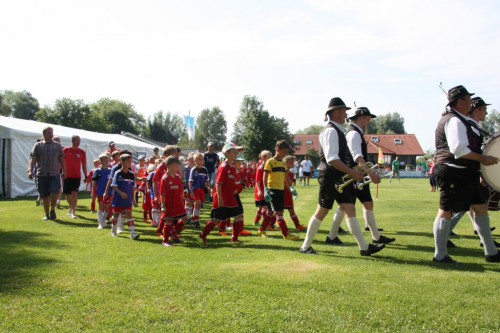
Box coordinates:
[153,162,167,183]
[235,170,243,194]
[253,162,265,201]
[63,147,86,178]
[284,170,294,208]
[160,173,186,217]
[212,161,238,209]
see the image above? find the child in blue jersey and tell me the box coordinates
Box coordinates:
[111,154,139,240]
[189,153,210,228]
[92,153,112,229]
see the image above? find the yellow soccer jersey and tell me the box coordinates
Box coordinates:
[264,158,287,190]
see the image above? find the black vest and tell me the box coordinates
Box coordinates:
[318,121,352,178]
[435,110,481,170]
[346,124,367,168]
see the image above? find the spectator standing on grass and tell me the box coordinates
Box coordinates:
[389,156,400,183]
[300,156,313,186]
[63,135,87,219]
[28,126,66,221]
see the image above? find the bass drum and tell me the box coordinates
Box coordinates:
[481,133,500,211]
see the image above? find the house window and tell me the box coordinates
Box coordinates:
[371,136,379,143]
[394,139,402,145]
[305,140,313,145]
[294,140,301,145]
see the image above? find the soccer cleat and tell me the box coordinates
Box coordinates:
[485,251,500,262]
[284,233,300,241]
[373,235,396,244]
[162,241,172,247]
[299,247,317,255]
[257,229,267,238]
[296,225,307,231]
[42,215,50,221]
[239,230,252,236]
[360,243,385,256]
[432,255,456,263]
[49,210,56,220]
[325,236,344,245]
[218,231,228,237]
[130,232,140,240]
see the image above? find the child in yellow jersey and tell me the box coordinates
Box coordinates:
[258,140,300,241]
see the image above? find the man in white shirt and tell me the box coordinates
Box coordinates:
[433,85,499,263]
[299,98,385,257]
[326,107,395,246]
[300,156,314,186]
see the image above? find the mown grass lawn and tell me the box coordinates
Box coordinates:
[1,179,499,332]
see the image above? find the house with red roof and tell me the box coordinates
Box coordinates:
[294,133,425,168]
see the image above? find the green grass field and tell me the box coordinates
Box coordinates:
[1,179,499,333]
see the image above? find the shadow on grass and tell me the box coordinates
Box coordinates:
[52,218,96,228]
[0,230,62,294]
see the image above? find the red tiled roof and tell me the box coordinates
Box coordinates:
[365,134,425,156]
[293,133,425,156]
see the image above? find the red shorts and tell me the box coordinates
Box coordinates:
[283,190,294,209]
[191,188,206,203]
[97,195,112,205]
[113,206,132,213]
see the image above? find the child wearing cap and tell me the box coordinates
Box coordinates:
[110,154,140,240]
[199,143,244,246]
[258,140,300,241]
[159,156,187,247]
[189,153,210,228]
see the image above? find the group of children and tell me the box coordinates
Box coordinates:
[85,140,307,248]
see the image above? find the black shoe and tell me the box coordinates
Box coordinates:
[373,235,396,244]
[480,240,500,247]
[325,236,343,245]
[432,255,456,263]
[338,227,348,234]
[447,240,456,248]
[49,210,56,220]
[449,231,458,237]
[299,247,317,255]
[485,251,500,262]
[365,227,384,232]
[474,227,496,235]
[360,243,385,256]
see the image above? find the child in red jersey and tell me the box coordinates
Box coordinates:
[253,150,272,226]
[283,155,306,231]
[160,156,187,247]
[88,158,100,213]
[234,156,252,237]
[199,143,244,246]
[246,162,256,188]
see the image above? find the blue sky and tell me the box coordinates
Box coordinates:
[1,0,499,151]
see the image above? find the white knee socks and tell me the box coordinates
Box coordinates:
[301,216,322,250]
[346,217,369,251]
[328,207,344,239]
[433,217,450,260]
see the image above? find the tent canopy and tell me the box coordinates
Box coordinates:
[0,116,158,198]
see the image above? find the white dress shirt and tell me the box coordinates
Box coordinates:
[346,123,363,162]
[319,121,344,163]
[443,110,472,168]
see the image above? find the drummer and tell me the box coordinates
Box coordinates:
[432,85,499,263]
[448,96,498,241]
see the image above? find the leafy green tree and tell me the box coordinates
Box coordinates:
[1,90,39,119]
[481,109,499,135]
[366,112,406,134]
[194,107,227,151]
[232,95,294,161]
[90,98,145,134]
[295,124,323,135]
[35,98,91,130]
[145,111,185,144]
[0,93,12,116]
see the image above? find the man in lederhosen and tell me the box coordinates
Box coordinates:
[299,98,386,256]
[326,107,396,246]
[433,85,499,263]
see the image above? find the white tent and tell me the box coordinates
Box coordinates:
[0,116,157,198]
